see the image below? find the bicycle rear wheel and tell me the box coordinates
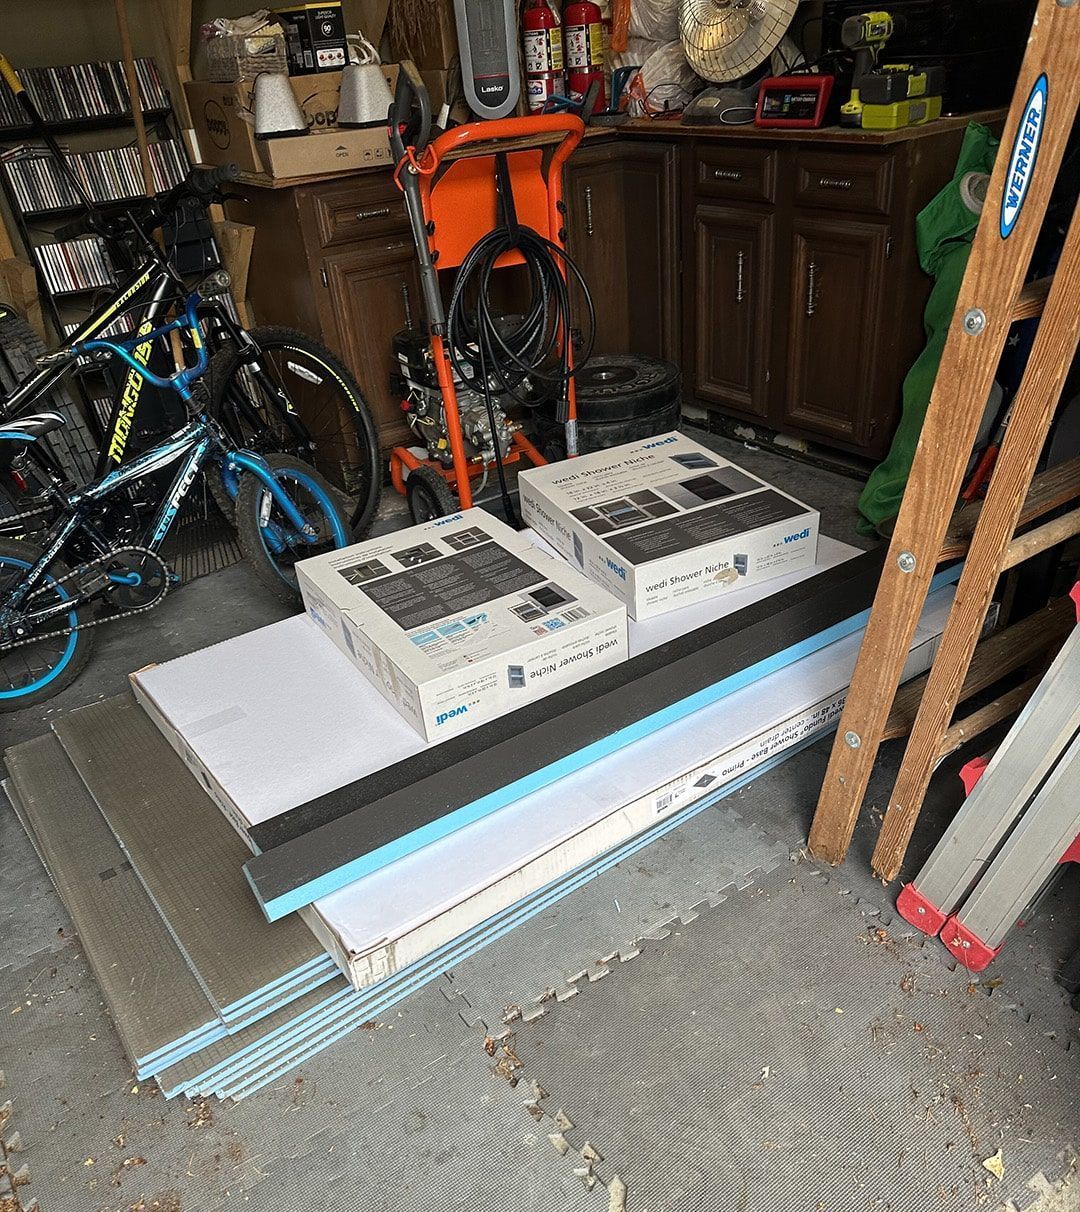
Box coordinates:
[209,327,382,537]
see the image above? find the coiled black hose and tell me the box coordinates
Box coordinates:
[444,155,595,525]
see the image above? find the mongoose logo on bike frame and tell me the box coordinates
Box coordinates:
[107,320,155,463]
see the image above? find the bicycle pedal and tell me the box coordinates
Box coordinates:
[77,571,111,595]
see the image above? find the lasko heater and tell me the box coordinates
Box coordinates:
[453,0,521,119]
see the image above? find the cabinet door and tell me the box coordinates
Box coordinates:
[564,142,679,363]
[784,215,888,448]
[320,240,422,451]
[619,142,680,363]
[693,204,773,420]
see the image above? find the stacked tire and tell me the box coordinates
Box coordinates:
[533,354,681,458]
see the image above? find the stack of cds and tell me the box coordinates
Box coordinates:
[2,138,189,214]
[34,236,116,295]
[0,58,169,129]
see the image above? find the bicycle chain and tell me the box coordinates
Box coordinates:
[1,500,54,528]
[1,546,172,652]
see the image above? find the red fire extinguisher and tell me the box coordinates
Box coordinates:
[564,0,607,114]
[523,0,565,114]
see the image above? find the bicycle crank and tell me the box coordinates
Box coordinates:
[1,546,174,652]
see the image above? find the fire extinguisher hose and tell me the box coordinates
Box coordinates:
[445,152,595,525]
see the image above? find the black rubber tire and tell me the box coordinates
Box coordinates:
[532,354,682,456]
[235,453,352,606]
[562,355,682,422]
[0,302,96,488]
[406,464,458,523]
[537,397,683,458]
[0,538,95,711]
[208,326,382,538]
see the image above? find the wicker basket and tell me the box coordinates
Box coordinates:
[206,32,289,82]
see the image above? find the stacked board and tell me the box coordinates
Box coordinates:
[6,545,958,1098]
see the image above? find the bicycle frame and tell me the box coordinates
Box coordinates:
[0,255,311,481]
[5,306,323,622]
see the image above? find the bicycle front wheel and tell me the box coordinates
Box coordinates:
[209,327,382,537]
[235,453,351,606]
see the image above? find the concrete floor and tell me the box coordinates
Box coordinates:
[2,429,1077,1211]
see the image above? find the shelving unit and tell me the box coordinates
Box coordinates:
[0,55,235,469]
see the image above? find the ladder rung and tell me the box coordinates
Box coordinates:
[940,455,1080,562]
[1001,504,1080,570]
[1010,275,1054,321]
[937,672,1043,759]
[882,596,1073,741]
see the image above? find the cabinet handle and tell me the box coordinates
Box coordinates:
[818,176,853,190]
[356,206,392,221]
[735,250,746,304]
[806,261,818,317]
[584,185,594,237]
[713,168,743,181]
[401,282,413,327]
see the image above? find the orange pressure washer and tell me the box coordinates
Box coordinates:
[387,62,592,525]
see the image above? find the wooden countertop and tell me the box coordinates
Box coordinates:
[233,108,1006,190]
[621,108,1006,145]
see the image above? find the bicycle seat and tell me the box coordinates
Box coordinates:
[0,412,65,441]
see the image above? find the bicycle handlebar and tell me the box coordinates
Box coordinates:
[53,162,242,242]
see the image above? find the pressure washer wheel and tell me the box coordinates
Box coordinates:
[534,355,682,458]
[406,465,458,523]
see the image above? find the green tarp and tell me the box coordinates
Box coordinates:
[857,123,1000,536]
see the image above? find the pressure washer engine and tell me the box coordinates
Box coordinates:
[392,327,516,467]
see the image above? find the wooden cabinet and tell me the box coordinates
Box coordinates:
[229,173,414,453]
[320,240,422,449]
[564,140,680,364]
[232,120,976,464]
[680,124,969,460]
[784,214,888,447]
[692,204,773,420]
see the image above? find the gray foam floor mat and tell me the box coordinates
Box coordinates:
[498,861,1080,1212]
[2,941,596,1212]
[442,798,792,1032]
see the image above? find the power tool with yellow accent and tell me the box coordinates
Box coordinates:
[839,11,945,131]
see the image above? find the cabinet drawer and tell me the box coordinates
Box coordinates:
[309,177,407,249]
[694,146,776,204]
[794,151,893,216]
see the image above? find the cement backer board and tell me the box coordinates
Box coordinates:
[130,550,955,993]
[4,734,220,1074]
[50,698,329,1024]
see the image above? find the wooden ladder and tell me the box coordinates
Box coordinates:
[807,0,1080,881]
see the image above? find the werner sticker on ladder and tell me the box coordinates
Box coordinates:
[1000,73,1048,239]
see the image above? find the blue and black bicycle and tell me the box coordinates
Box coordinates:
[0,273,355,706]
[0,55,384,708]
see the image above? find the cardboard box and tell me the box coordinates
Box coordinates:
[519,432,820,620]
[275,2,349,73]
[296,508,628,741]
[186,68,395,178]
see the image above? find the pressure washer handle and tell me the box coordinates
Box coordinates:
[389,60,432,162]
[424,113,586,172]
